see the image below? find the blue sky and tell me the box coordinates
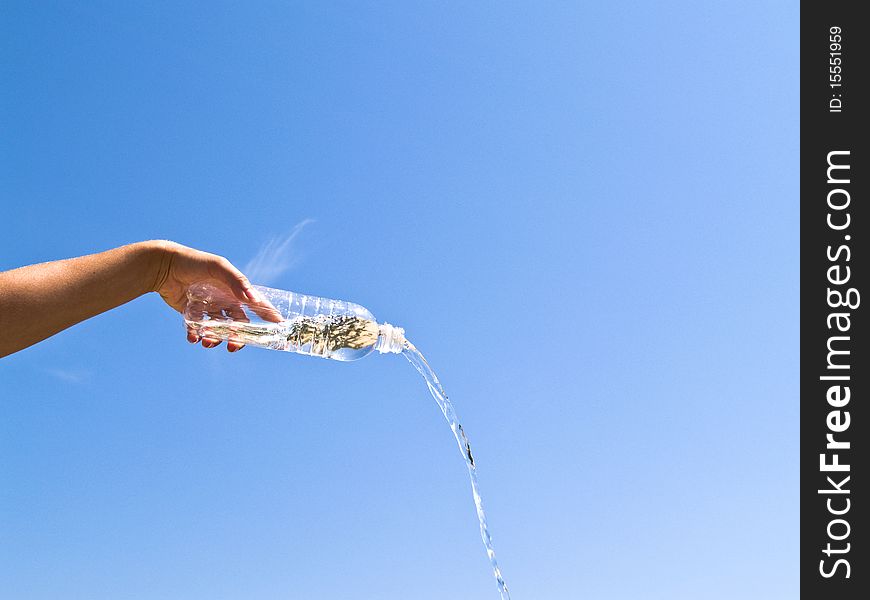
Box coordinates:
[1,2,798,598]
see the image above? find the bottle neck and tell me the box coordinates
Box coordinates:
[374,323,406,354]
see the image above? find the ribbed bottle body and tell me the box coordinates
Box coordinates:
[183,282,380,361]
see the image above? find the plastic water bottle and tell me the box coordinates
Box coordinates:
[183,282,406,361]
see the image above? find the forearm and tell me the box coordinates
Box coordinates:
[0,241,165,358]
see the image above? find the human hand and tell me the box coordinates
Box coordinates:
[149,241,282,352]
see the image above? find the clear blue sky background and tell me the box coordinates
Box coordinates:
[1,2,798,598]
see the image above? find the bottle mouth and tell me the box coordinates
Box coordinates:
[375,323,406,354]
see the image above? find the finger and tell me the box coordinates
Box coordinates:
[248,303,283,323]
[209,257,258,305]
[201,336,223,349]
[227,281,283,324]
[203,257,282,323]
[187,326,200,344]
[223,304,249,350]
[224,303,250,323]
[245,294,284,323]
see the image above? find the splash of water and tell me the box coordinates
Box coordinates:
[403,341,510,600]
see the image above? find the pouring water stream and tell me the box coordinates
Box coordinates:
[402,341,511,600]
[184,283,510,597]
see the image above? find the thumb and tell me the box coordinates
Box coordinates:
[212,257,257,303]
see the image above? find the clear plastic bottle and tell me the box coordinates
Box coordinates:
[183,282,406,361]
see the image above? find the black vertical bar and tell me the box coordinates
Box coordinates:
[801,2,867,597]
